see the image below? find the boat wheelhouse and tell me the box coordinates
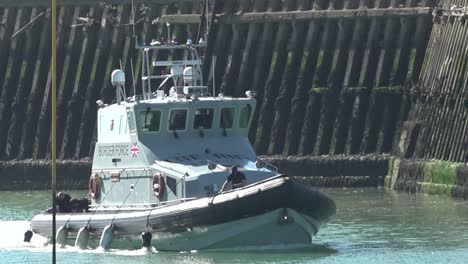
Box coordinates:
[91,41,277,209]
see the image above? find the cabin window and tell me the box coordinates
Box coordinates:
[119,115,123,134]
[194,108,213,129]
[166,176,177,195]
[99,116,103,136]
[239,104,252,128]
[140,109,161,132]
[220,107,235,129]
[169,109,187,130]
[123,115,128,134]
[127,109,136,133]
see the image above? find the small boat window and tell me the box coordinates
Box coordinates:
[194,108,213,129]
[119,115,123,134]
[99,116,102,136]
[220,107,235,129]
[169,109,187,130]
[140,109,161,132]
[239,104,252,128]
[166,176,177,196]
[127,109,136,133]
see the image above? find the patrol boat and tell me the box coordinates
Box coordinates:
[29,38,336,251]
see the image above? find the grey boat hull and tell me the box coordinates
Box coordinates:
[30,176,335,250]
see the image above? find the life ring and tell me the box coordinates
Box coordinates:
[88,173,101,199]
[153,172,165,200]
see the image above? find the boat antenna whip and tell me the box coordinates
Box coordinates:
[212,55,216,97]
[131,58,136,96]
[131,0,136,38]
[130,0,139,97]
[196,0,208,43]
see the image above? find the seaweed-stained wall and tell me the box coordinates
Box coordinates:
[0,0,436,161]
[398,0,468,163]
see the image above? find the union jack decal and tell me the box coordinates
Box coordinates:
[130,143,139,157]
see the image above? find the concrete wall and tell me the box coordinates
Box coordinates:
[0,159,91,190]
[0,155,388,190]
[386,158,468,199]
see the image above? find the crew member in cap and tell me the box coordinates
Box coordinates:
[220,166,246,192]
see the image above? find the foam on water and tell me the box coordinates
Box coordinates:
[0,221,48,250]
[0,221,159,257]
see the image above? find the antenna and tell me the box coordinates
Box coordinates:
[131,58,136,96]
[212,55,216,98]
[131,0,136,37]
[206,0,211,41]
[196,0,212,44]
[197,0,207,43]
[166,22,171,43]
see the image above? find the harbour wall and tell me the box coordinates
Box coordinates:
[385,0,468,199]
[396,0,468,163]
[0,0,437,161]
[0,155,388,190]
[0,159,91,190]
[0,0,467,196]
[386,158,468,199]
[3,156,467,200]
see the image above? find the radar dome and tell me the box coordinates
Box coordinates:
[111,69,125,86]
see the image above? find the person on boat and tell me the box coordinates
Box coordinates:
[220,166,246,192]
[70,198,90,213]
[56,192,72,213]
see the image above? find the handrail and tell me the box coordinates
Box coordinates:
[136,43,206,50]
[154,161,187,175]
[89,197,197,211]
[257,158,278,172]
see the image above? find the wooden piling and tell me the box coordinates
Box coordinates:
[0,8,31,158]
[268,21,307,155]
[283,20,324,155]
[254,21,292,154]
[6,8,44,159]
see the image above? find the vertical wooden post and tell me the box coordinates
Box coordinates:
[268,21,307,155]
[283,20,323,155]
[51,0,57,262]
[6,8,42,159]
[54,6,87,157]
[299,91,322,155]
[254,19,292,154]
[0,8,30,158]
[233,1,267,97]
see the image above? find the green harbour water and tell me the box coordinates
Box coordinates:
[1,188,468,264]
